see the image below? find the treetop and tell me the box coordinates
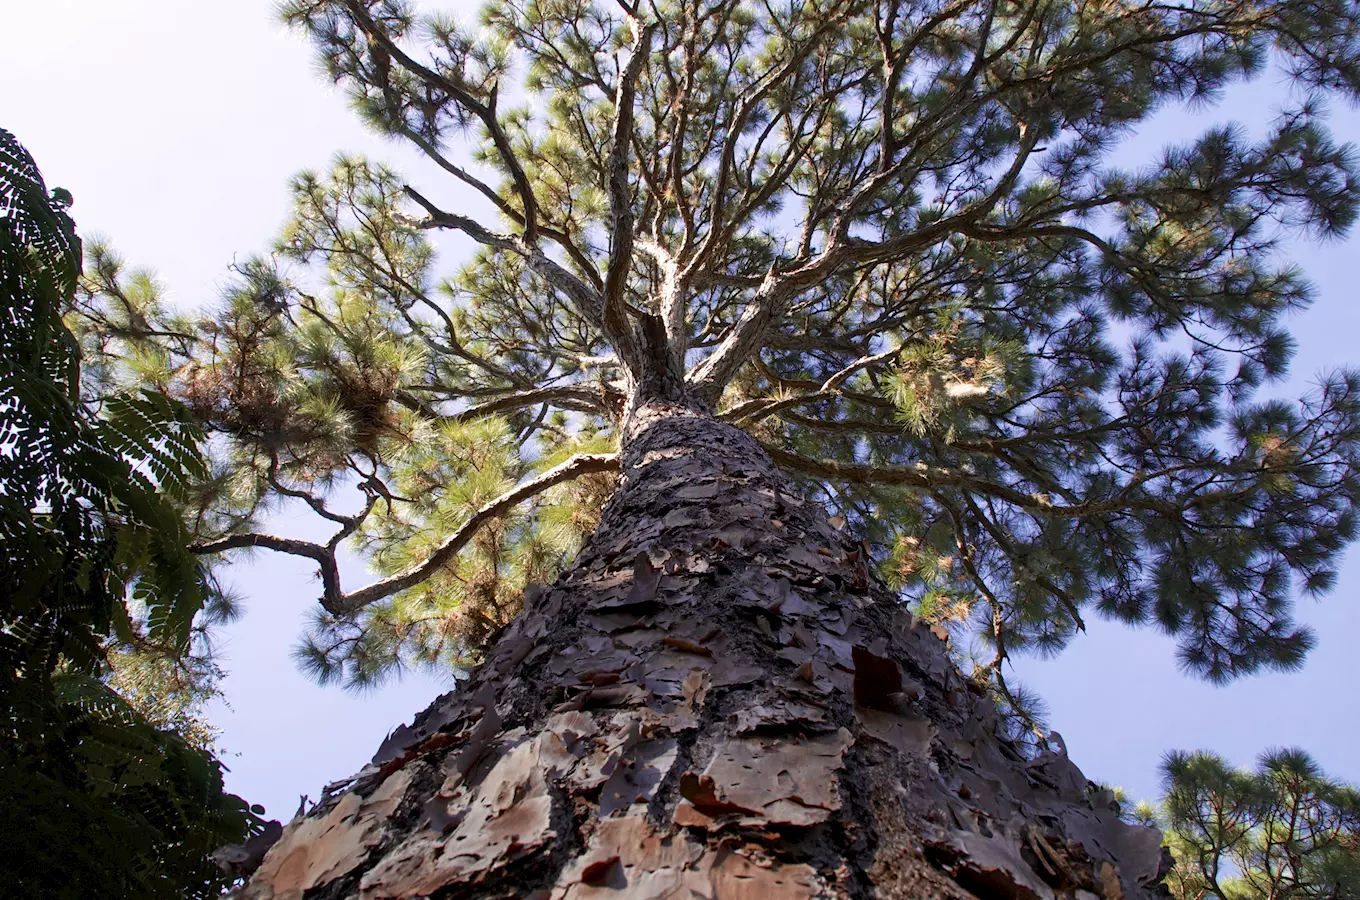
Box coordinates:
[73,0,1360,688]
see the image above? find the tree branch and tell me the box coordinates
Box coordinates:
[191,453,620,618]
[190,532,347,616]
[723,345,900,424]
[688,120,1041,403]
[763,443,1191,520]
[403,185,606,330]
[397,125,602,290]
[334,452,619,614]
[601,19,657,377]
[448,385,614,422]
[342,0,542,242]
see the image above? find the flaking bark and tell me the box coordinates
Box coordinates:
[241,403,1169,900]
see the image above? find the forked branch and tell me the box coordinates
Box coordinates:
[341,0,542,242]
[601,19,658,375]
[191,453,620,616]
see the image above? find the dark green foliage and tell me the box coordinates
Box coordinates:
[1,127,205,675]
[1145,749,1360,899]
[0,673,258,900]
[0,127,258,899]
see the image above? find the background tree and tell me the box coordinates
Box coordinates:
[1133,749,1360,900]
[71,0,1360,896]
[0,128,261,899]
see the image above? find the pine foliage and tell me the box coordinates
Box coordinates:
[74,156,620,686]
[75,1,1360,696]
[1143,749,1360,900]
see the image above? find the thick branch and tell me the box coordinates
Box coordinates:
[191,533,346,615]
[723,346,900,424]
[685,274,792,404]
[448,385,614,422]
[601,20,657,374]
[689,125,1041,402]
[342,0,542,242]
[191,453,619,617]
[334,452,619,614]
[835,123,1042,267]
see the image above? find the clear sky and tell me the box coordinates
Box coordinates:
[4,0,1357,822]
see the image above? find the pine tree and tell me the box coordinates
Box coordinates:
[1136,749,1359,899]
[77,0,1360,896]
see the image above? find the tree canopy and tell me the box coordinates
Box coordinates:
[73,0,1360,707]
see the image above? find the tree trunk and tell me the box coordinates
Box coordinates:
[241,401,1168,900]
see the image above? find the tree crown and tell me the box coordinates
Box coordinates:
[77,0,1360,690]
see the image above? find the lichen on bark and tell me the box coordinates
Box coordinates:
[240,402,1168,900]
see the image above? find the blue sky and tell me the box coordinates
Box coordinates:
[4,0,1357,821]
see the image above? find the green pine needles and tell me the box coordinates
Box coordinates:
[1139,749,1360,900]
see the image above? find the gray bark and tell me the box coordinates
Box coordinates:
[240,401,1168,900]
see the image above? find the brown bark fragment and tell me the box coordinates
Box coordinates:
[936,827,1058,900]
[371,724,417,765]
[729,697,828,734]
[598,737,679,817]
[553,815,698,898]
[566,711,646,793]
[360,733,558,898]
[1100,862,1125,899]
[445,703,503,786]
[856,707,935,755]
[674,728,853,828]
[710,659,765,686]
[659,636,713,656]
[245,768,412,900]
[708,850,822,900]
[552,815,821,899]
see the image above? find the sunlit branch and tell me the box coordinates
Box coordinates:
[601,18,658,377]
[334,452,619,614]
[394,125,601,290]
[402,185,606,331]
[723,345,901,424]
[191,453,620,617]
[190,532,346,614]
[447,385,615,422]
[341,0,542,242]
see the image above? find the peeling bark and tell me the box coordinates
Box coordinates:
[241,402,1169,900]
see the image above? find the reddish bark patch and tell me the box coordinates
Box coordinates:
[553,815,821,899]
[246,768,412,899]
[673,728,854,829]
[358,734,559,898]
[852,643,903,709]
